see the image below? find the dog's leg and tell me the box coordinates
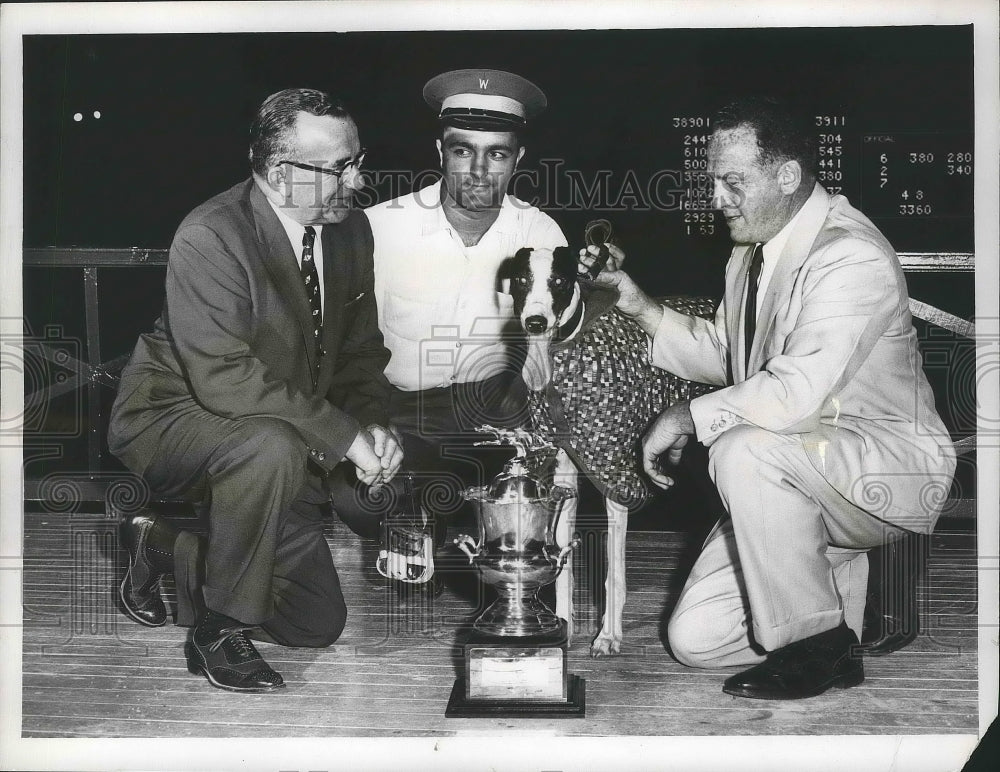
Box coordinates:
[553,449,578,644]
[591,496,628,657]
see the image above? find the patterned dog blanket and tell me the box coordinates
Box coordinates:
[527,284,717,507]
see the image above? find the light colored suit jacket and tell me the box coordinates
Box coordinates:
[651,183,955,532]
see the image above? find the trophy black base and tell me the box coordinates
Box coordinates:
[445,622,585,718]
[446,674,585,718]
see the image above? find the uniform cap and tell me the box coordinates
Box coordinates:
[423,68,547,131]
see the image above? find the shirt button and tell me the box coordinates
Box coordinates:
[318,452,326,461]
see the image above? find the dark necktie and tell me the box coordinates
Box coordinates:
[744,242,764,373]
[301,226,322,357]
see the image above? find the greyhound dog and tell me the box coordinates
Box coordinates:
[503,245,715,656]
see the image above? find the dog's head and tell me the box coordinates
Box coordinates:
[503,246,580,336]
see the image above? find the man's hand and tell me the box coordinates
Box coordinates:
[578,241,625,276]
[344,428,394,487]
[578,244,664,337]
[344,430,382,486]
[642,402,695,489]
[366,423,404,484]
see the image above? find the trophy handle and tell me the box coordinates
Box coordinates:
[549,536,581,568]
[550,484,576,501]
[453,534,481,564]
[546,485,577,543]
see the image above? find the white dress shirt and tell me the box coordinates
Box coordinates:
[267,198,325,315]
[365,180,567,391]
[753,201,808,316]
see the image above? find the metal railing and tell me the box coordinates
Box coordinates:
[20,247,977,512]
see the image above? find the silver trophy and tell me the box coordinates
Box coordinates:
[446,427,585,718]
[454,426,578,636]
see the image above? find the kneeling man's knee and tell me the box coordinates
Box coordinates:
[236,417,306,463]
[666,611,716,669]
[219,417,309,486]
[707,425,787,492]
[299,623,344,649]
[288,603,347,649]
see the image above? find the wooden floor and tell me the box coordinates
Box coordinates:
[20,507,978,737]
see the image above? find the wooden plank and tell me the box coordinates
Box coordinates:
[953,436,976,455]
[23,247,169,267]
[20,250,975,273]
[17,696,964,733]
[897,252,975,272]
[20,693,978,729]
[19,511,979,738]
[909,298,976,338]
[939,498,976,518]
[18,704,976,738]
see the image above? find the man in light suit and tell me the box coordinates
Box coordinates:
[109,89,402,693]
[582,96,955,699]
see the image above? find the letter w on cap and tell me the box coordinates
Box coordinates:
[479,78,489,89]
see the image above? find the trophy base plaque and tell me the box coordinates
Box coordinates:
[446,621,585,718]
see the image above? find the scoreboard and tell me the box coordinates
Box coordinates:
[665,119,974,253]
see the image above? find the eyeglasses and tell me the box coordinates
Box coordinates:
[279,149,366,180]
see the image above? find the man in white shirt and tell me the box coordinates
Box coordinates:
[339,70,567,594]
[581,96,955,699]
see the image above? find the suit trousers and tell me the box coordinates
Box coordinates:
[118,403,347,648]
[332,371,525,547]
[667,425,907,668]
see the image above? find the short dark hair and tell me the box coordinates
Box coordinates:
[438,124,523,150]
[712,96,817,179]
[248,88,351,177]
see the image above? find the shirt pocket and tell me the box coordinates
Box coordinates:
[383,290,436,338]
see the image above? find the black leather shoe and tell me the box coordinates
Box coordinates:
[187,610,285,693]
[118,511,177,627]
[858,533,924,656]
[722,622,864,700]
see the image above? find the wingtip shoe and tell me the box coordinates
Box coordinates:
[118,511,177,627]
[187,610,285,693]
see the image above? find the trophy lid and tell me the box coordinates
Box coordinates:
[473,425,554,502]
[487,457,547,502]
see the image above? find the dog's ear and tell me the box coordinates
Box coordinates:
[498,248,532,279]
[552,245,578,278]
[513,247,533,264]
[497,249,531,293]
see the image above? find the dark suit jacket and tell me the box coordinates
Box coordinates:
[109,178,391,476]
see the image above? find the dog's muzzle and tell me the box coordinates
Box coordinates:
[524,315,550,334]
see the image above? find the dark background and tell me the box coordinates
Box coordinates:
[24,27,975,258]
[21,27,977,521]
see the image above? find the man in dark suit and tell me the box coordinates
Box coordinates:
[108,89,402,693]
